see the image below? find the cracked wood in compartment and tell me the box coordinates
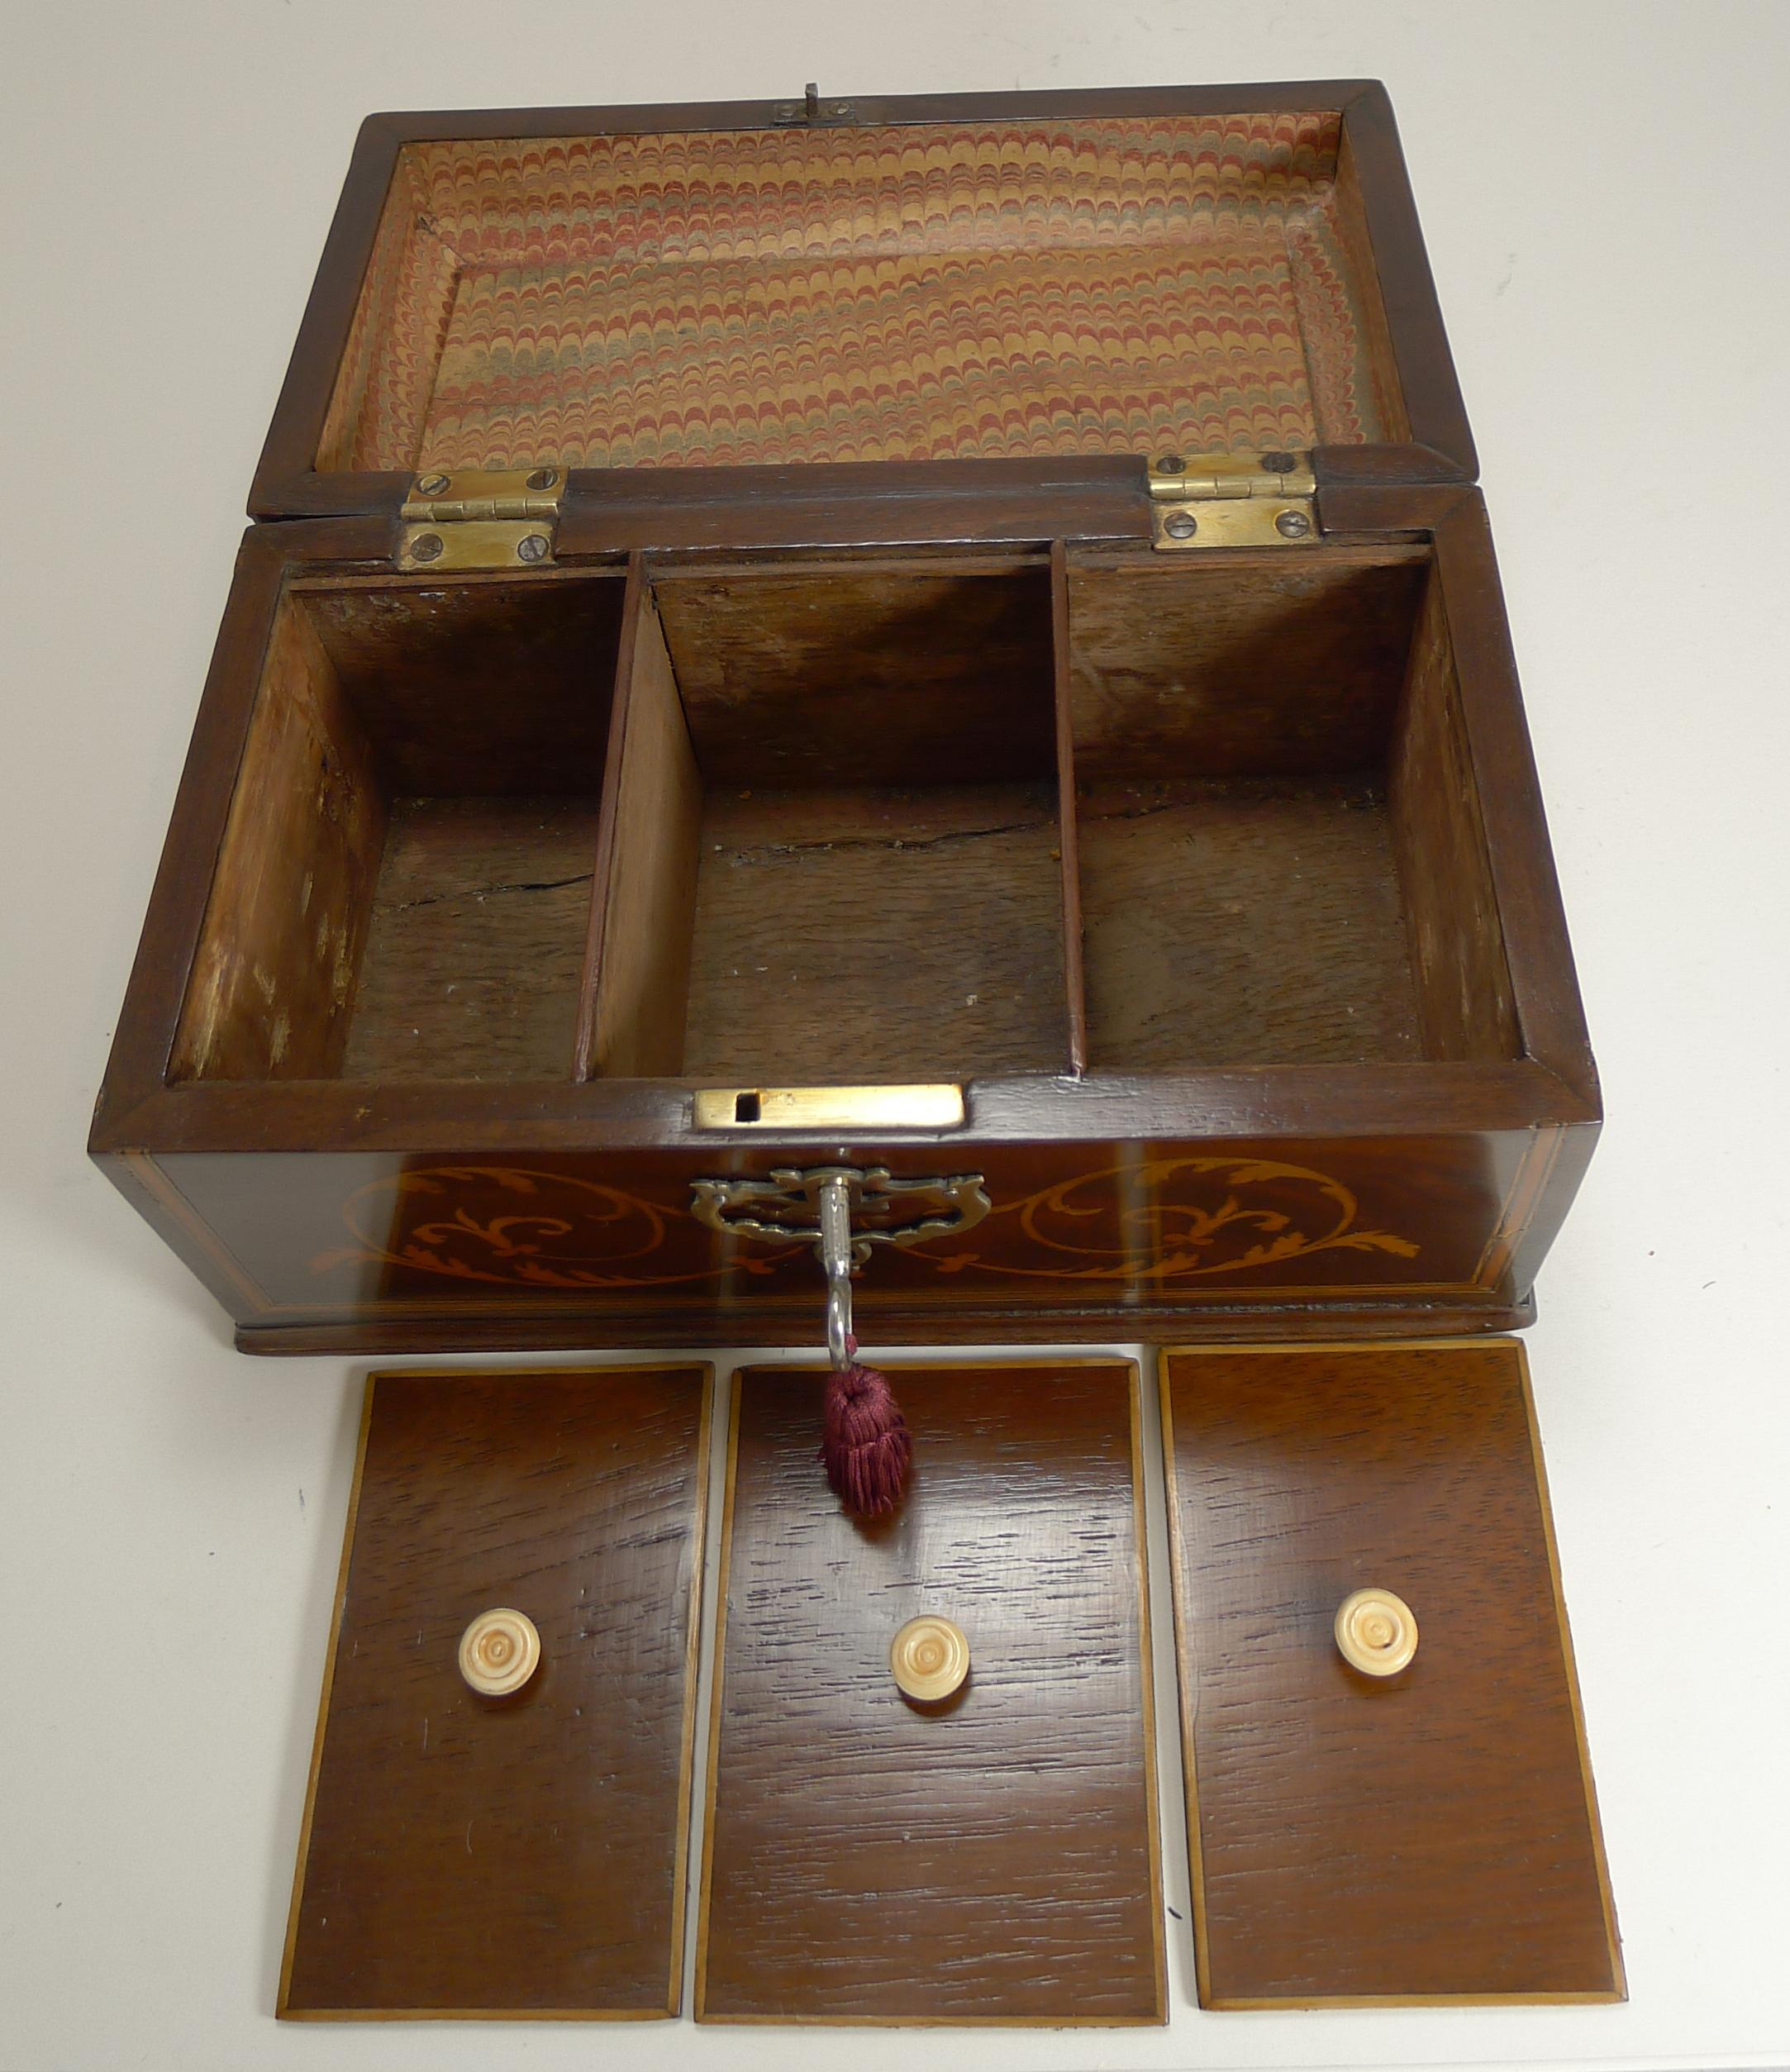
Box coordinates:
[280,1365,711,2017]
[1162,1341,1622,2007]
[173,572,623,1084]
[680,784,1068,1083]
[698,1360,1164,2025]
[340,796,600,1081]
[631,556,1069,1081]
[1080,776,1421,1067]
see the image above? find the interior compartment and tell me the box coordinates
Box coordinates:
[1068,545,1521,1068]
[172,573,625,1082]
[319,112,1406,476]
[582,560,1070,1084]
[173,541,1519,1093]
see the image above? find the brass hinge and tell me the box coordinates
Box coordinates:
[1147,449,1318,551]
[397,466,566,572]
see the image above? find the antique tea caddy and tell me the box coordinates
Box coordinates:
[91,81,1621,2022]
[90,82,1595,1354]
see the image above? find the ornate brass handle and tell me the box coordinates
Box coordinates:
[458,1608,541,1697]
[1334,1587,1418,1677]
[890,1616,970,1702]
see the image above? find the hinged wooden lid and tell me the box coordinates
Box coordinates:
[251,83,1473,544]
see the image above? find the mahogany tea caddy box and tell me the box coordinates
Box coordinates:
[93,79,1625,2024]
[90,80,1599,1360]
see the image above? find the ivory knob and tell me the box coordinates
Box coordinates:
[458,1608,541,1697]
[889,1615,970,1703]
[1334,1587,1418,1676]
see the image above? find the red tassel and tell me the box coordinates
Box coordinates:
[819,1344,912,1518]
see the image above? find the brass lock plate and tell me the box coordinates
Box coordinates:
[693,1084,964,1131]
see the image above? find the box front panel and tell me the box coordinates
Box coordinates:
[126,1126,1560,1347]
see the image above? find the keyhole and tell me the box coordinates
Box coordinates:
[734,1092,762,1122]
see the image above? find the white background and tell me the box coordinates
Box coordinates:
[2,4,1788,2070]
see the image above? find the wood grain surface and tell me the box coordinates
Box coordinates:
[681,783,1069,1082]
[301,572,624,797]
[170,596,388,1082]
[1161,1339,1621,2007]
[581,569,705,1079]
[1065,544,1427,782]
[340,795,600,1080]
[1078,774,1421,1067]
[1388,566,1522,1061]
[280,1365,711,2018]
[655,560,1056,790]
[1049,540,1091,1070]
[697,1360,1164,2025]
[171,568,624,1086]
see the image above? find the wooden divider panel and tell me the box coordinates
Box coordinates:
[579,563,704,1078]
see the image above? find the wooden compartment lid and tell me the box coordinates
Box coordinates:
[697,1358,1164,2025]
[253,82,1473,529]
[280,1364,712,2020]
[1159,1336,1622,2008]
